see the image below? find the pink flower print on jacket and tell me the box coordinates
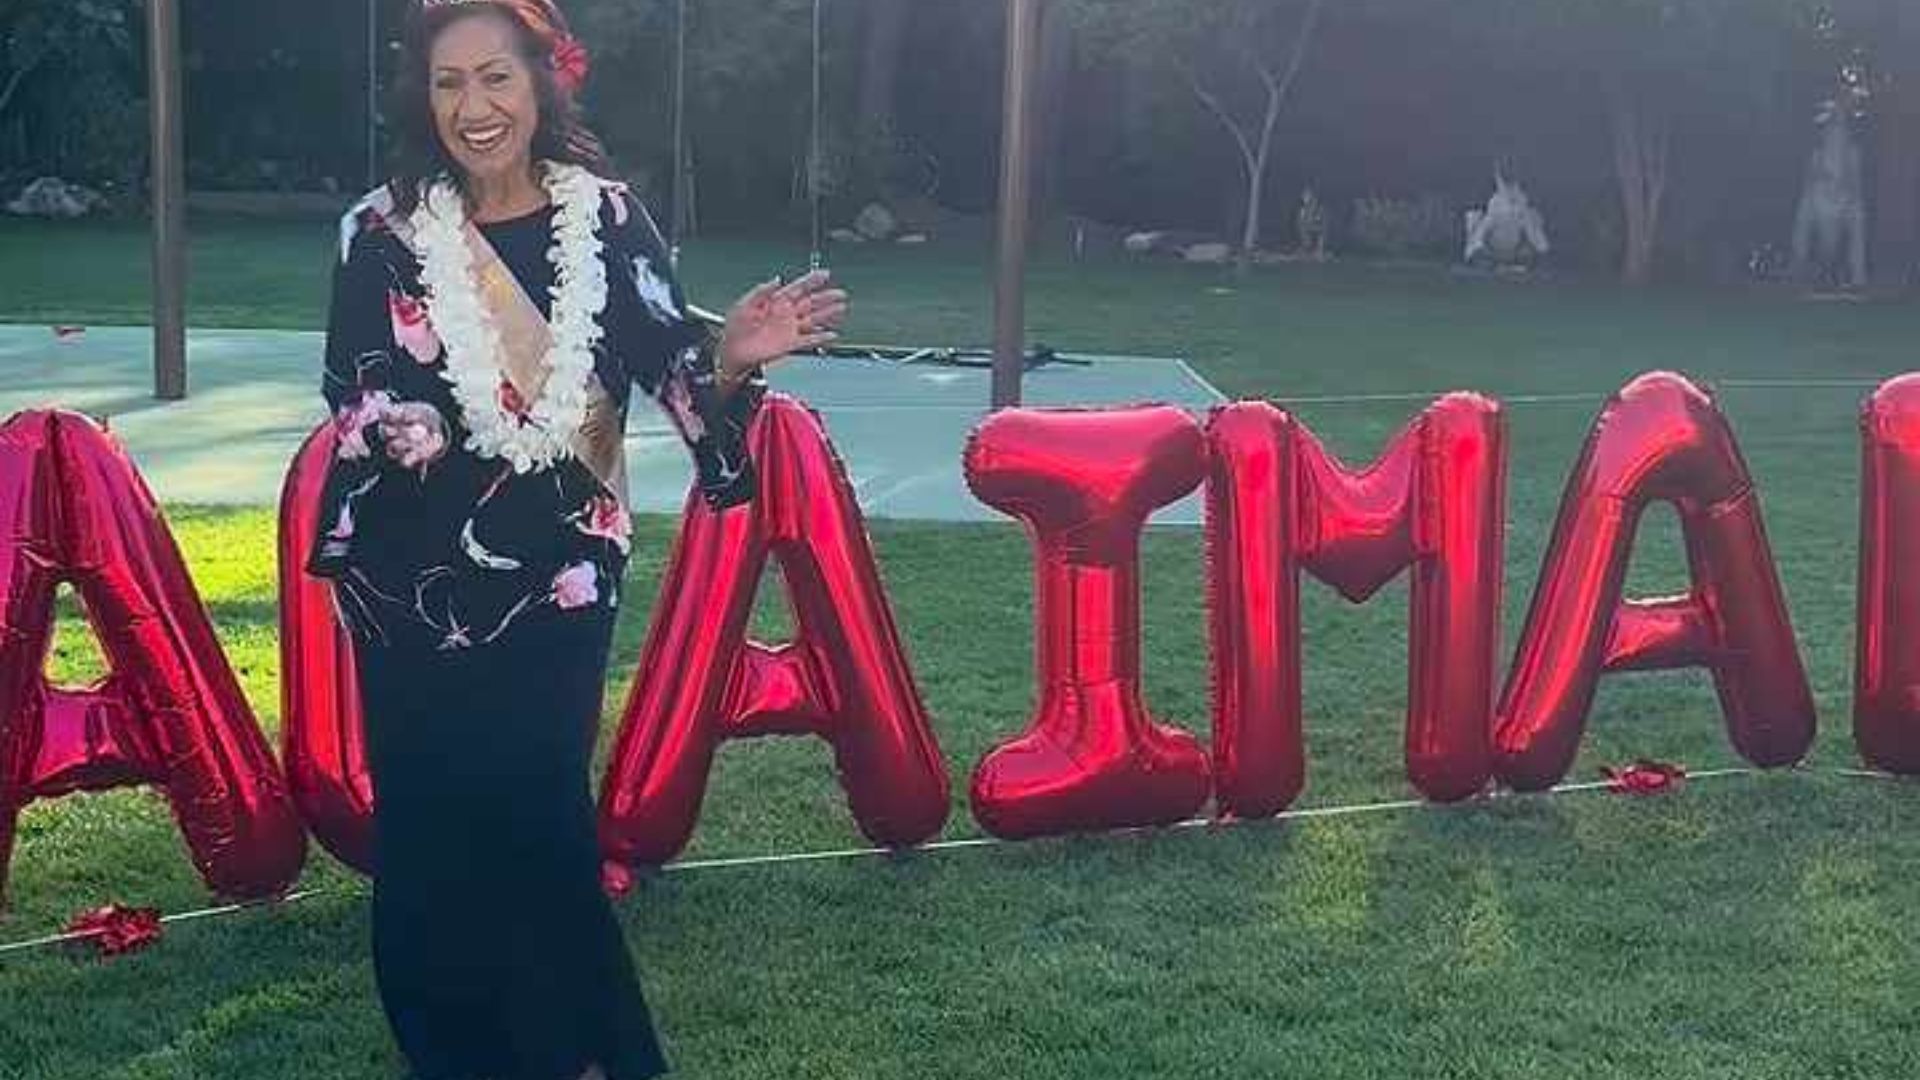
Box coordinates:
[388,290,442,365]
[383,402,450,473]
[334,390,395,461]
[328,501,356,541]
[552,561,600,610]
[574,494,633,555]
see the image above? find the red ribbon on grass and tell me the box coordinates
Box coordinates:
[64,904,164,957]
[1602,760,1687,796]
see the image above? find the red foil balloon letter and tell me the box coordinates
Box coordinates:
[0,410,306,903]
[1208,395,1506,816]
[964,406,1211,839]
[279,423,375,873]
[600,396,949,867]
[1857,375,1920,773]
[1495,373,1815,790]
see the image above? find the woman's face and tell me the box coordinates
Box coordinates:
[428,12,540,189]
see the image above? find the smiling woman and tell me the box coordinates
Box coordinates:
[391,0,605,222]
[305,2,849,1078]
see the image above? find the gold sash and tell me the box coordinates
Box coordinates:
[461,222,630,509]
[388,205,630,509]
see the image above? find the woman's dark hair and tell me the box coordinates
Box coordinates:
[389,0,609,215]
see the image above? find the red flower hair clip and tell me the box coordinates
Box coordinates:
[552,34,590,94]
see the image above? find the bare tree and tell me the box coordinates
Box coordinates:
[1182,0,1324,274]
[1068,0,1327,274]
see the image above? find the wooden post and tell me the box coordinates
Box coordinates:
[670,0,688,264]
[149,0,188,401]
[991,0,1043,409]
[809,0,825,271]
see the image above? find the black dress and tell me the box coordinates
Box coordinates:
[308,175,763,1080]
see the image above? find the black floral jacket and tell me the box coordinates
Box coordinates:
[309,175,764,651]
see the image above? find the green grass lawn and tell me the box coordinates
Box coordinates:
[5,215,1920,1079]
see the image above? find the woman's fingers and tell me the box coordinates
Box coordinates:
[773,269,831,304]
[734,277,781,314]
[802,301,848,330]
[796,289,849,317]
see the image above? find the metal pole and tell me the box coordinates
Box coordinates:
[991,0,1042,409]
[669,0,687,266]
[149,0,188,401]
[366,0,379,189]
[808,0,824,271]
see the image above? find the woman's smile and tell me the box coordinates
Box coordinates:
[457,121,513,155]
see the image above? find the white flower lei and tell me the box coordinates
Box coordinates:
[412,162,607,473]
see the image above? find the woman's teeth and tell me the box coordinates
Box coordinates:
[461,125,509,153]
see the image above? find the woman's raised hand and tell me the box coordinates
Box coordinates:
[716,269,848,384]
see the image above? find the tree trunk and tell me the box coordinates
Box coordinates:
[1234,77,1282,278]
[1620,174,1657,287]
[1033,0,1075,219]
[856,0,910,194]
[0,55,43,120]
[1874,0,1920,288]
[1608,78,1668,287]
[1237,164,1264,277]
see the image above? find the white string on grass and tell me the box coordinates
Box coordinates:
[6,764,1877,958]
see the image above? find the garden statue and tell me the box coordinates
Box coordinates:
[1296,187,1328,260]
[1790,99,1868,290]
[1463,170,1549,267]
